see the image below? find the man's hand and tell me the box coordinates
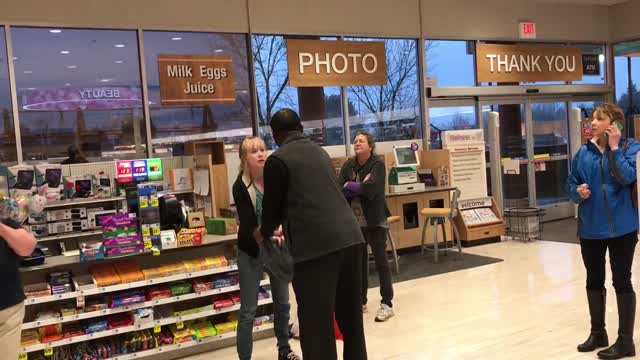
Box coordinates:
[577,183,591,200]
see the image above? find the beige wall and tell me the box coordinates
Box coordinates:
[0,0,248,33]
[609,0,640,42]
[0,0,616,43]
[249,0,421,37]
[422,0,609,42]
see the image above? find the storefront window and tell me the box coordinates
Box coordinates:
[0,27,17,163]
[144,31,252,155]
[428,104,477,149]
[613,41,640,136]
[11,27,145,162]
[346,38,422,142]
[572,44,606,85]
[252,35,344,149]
[425,40,475,87]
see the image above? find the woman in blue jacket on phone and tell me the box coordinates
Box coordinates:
[567,103,640,359]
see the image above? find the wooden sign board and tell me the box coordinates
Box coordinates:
[476,44,583,83]
[286,39,387,87]
[158,54,235,106]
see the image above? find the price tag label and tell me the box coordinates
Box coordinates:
[144,239,152,249]
[44,347,53,357]
[154,325,161,334]
[176,321,184,330]
[152,227,161,236]
[151,197,159,207]
[76,295,85,308]
[152,248,161,256]
[139,197,149,208]
[142,227,151,237]
[18,353,27,360]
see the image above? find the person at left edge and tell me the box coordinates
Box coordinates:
[232,136,301,360]
[0,220,37,359]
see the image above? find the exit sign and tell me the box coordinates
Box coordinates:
[519,22,536,39]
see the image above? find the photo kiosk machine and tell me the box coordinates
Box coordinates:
[389,145,425,193]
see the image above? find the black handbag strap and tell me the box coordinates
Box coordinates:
[608,140,631,186]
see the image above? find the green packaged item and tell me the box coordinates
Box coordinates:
[206,218,237,235]
[169,281,192,296]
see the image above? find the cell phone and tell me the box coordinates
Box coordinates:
[605,120,624,140]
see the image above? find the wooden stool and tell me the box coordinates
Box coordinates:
[386,216,401,274]
[419,189,463,263]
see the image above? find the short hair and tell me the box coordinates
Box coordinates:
[270,108,302,133]
[593,103,625,126]
[353,130,376,155]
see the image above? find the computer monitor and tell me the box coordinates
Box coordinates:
[393,145,420,167]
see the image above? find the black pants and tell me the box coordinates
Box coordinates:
[580,232,638,294]
[361,226,394,307]
[292,244,367,360]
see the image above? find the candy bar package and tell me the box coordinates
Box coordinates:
[110,290,146,308]
[103,234,142,247]
[105,242,144,257]
[147,286,172,300]
[214,321,236,335]
[101,213,139,238]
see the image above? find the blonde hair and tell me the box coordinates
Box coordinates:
[238,136,266,177]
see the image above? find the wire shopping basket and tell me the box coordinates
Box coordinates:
[503,207,546,241]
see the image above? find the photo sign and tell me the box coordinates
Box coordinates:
[158,54,235,106]
[476,44,583,83]
[286,39,387,87]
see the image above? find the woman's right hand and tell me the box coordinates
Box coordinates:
[577,183,591,199]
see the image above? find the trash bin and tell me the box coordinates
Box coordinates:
[503,207,545,241]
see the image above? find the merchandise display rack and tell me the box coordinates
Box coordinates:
[17,157,272,360]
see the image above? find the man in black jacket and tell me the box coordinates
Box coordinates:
[255,108,367,360]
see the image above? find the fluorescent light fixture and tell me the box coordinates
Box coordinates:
[100,78,112,82]
[60,50,70,54]
[114,44,125,48]
[65,83,71,86]
[26,88,36,91]
[23,70,33,74]
[215,49,223,53]
[12,57,17,61]
[49,29,62,34]
[171,37,182,41]
[114,60,124,64]
[67,65,77,69]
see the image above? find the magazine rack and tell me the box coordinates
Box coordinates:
[453,196,505,246]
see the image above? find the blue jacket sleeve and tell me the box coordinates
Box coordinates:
[610,139,640,185]
[567,147,584,204]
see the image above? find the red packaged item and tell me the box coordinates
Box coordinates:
[108,314,134,329]
[147,286,172,300]
[212,294,234,309]
[229,292,241,305]
[62,323,85,338]
[192,279,214,293]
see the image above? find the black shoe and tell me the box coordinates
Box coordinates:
[578,331,609,352]
[278,348,301,360]
[597,292,636,360]
[578,289,609,352]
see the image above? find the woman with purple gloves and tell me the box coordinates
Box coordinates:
[339,131,395,322]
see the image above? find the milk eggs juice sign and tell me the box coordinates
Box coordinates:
[476,44,583,82]
[158,54,235,106]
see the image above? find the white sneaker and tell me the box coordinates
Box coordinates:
[375,304,394,322]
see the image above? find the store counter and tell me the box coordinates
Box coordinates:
[386,185,456,250]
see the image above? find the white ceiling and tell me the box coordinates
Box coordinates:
[535,0,628,5]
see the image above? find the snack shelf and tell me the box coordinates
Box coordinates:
[25,265,239,306]
[21,234,237,273]
[20,298,273,353]
[22,280,270,329]
[104,323,274,360]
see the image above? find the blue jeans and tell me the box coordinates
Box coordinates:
[237,250,291,359]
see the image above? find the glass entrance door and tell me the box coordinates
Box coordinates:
[531,101,570,207]
[482,101,529,208]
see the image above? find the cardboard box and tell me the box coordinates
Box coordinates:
[187,211,205,228]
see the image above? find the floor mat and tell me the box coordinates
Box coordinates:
[367,249,503,288]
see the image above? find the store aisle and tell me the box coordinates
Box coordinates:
[185,239,639,359]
